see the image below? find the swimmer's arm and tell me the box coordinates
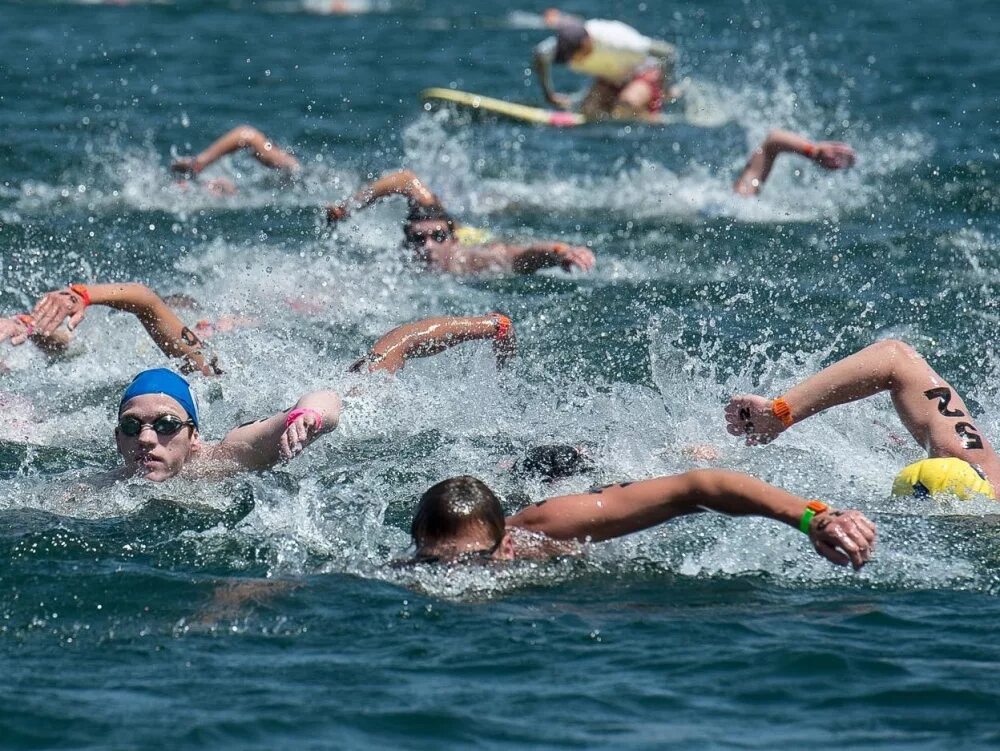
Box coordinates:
[213,390,342,469]
[508,469,875,569]
[352,314,515,375]
[511,243,596,274]
[533,37,571,109]
[78,284,222,376]
[172,125,299,176]
[734,129,856,197]
[327,169,438,222]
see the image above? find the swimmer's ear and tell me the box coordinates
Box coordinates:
[497,532,515,561]
[188,429,203,454]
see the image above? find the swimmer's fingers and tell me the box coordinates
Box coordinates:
[279,428,293,460]
[814,142,856,170]
[813,538,850,567]
[68,308,87,331]
[811,511,874,570]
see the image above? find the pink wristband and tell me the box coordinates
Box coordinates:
[285,408,323,432]
[802,143,817,159]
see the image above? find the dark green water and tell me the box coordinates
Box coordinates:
[1,0,999,747]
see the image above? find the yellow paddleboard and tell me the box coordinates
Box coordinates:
[421,88,586,127]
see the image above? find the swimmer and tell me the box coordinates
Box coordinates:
[725,339,1000,499]
[104,368,340,483]
[733,128,857,197]
[170,124,300,194]
[533,8,680,122]
[26,282,222,375]
[405,472,875,569]
[326,170,596,275]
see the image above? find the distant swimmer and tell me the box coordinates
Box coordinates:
[404,472,875,569]
[533,8,680,122]
[326,169,596,275]
[733,128,856,197]
[107,368,340,483]
[170,124,300,195]
[726,339,1000,500]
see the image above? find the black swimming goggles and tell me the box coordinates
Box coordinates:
[404,226,454,246]
[118,414,196,437]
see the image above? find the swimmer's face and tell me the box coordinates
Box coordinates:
[404,220,455,250]
[115,394,200,482]
[414,529,515,564]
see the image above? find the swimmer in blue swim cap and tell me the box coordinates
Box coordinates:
[112,368,341,483]
[326,170,596,275]
[725,339,1000,500]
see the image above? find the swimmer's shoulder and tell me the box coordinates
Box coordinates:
[508,526,583,560]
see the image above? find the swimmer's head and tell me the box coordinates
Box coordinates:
[891,457,995,501]
[403,219,456,250]
[553,19,590,64]
[514,444,592,481]
[115,369,201,482]
[410,476,513,563]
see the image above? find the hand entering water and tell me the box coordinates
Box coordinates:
[725,394,787,445]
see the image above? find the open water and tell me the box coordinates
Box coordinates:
[1,0,999,748]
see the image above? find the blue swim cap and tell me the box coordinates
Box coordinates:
[119,368,200,429]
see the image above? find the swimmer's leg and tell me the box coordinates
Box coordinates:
[172,125,300,176]
[733,128,855,197]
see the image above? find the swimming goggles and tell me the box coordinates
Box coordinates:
[118,414,196,437]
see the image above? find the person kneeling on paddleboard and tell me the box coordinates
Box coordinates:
[532,8,680,122]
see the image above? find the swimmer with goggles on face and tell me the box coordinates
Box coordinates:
[326,169,595,275]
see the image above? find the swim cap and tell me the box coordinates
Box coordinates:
[119,368,200,429]
[515,444,592,480]
[891,457,995,500]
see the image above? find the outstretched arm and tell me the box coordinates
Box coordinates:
[350,313,516,375]
[428,241,595,275]
[725,340,1000,479]
[532,38,572,110]
[508,468,876,569]
[326,169,440,223]
[171,125,300,177]
[31,283,222,376]
[733,129,855,196]
[212,390,342,469]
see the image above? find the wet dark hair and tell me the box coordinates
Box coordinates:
[515,444,592,481]
[411,476,505,552]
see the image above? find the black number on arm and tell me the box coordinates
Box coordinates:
[924,387,965,418]
[955,422,984,450]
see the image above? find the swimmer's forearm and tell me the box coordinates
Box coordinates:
[88,284,220,376]
[364,315,508,374]
[778,340,914,422]
[510,470,812,542]
[290,390,342,434]
[533,52,559,103]
[511,244,562,273]
[734,129,817,196]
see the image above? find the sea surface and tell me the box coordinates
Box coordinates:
[1,0,999,748]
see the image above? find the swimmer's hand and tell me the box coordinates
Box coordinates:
[32,288,87,335]
[0,317,32,346]
[548,93,574,111]
[279,409,324,460]
[325,203,349,224]
[170,157,202,177]
[808,508,876,570]
[725,395,787,445]
[811,142,856,171]
[555,244,596,272]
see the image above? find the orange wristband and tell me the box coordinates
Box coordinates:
[69,284,91,307]
[772,397,794,427]
[15,314,35,336]
[492,313,513,340]
[801,143,817,159]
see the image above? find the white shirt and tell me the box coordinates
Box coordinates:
[536,19,669,85]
